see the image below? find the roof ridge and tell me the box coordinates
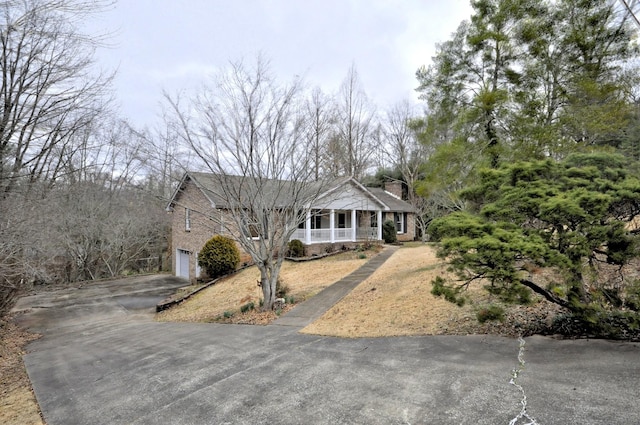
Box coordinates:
[383,189,403,201]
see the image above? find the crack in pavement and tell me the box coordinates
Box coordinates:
[508,337,539,425]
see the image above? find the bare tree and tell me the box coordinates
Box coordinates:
[0,189,51,311]
[129,101,199,200]
[0,0,113,196]
[31,118,162,280]
[382,100,432,240]
[51,180,168,281]
[303,87,335,180]
[167,57,333,310]
[332,64,377,179]
[0,0,116,314]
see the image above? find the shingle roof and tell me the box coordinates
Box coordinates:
[367,187,415,213]
[168,171,414,213]
[183,172,349,209]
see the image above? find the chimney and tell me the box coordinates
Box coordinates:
[384,180,403,200]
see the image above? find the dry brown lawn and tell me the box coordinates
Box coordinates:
[157,249,377,323]
[301,244,486,337]
[0,319,44,425]
[157,244,513,334]
[302,244,561,338]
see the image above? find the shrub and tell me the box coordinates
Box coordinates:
[223,311,234,319]
[276,279,289,298]
[382,220,397,243]
[551,310,640,340]
[477,305,505,323]
[287,239,305,257]
[240,302,255,313]
[625,280,640,311]
[197,235,241,279]
[0,286,19,317]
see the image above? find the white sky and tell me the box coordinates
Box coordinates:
[88,0,473,129]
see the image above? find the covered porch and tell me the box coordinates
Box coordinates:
[290,208,383,244]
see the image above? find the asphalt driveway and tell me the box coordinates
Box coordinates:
[13,274,640,424]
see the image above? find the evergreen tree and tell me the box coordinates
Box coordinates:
[428,153,640,336]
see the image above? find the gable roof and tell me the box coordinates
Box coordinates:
[367,187,415,213]
[167,171,415,213]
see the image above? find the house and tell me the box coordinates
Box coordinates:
[166,172,415,281]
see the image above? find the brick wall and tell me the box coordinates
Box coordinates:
[384,181,403,199]
[169,181,259,281]
[382,211,416,242]
[171,181,217,282]
[402,213,416,242]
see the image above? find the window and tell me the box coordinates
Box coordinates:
[311,213,322,229]
[243,212,268,240]
[370,211,378,228]
[185,208,191,231]
[338,212,346,229]
[247,223,260,239]
[394,212,405,234]
[242,218,260,239]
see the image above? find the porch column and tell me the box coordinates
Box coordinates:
[330,209,335,243]
[351,209,357,241]
[377,210,383,241]
[305,210,312,244]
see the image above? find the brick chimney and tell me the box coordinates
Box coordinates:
[384,180,403,199]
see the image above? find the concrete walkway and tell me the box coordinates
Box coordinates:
[272,245,399,328]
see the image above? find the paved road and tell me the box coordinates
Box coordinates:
[13,274,640,424]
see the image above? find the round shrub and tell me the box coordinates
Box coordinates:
[287,239,305,257]
[382,220,397,244]
[198,235,240,279]
[476,305,505,323]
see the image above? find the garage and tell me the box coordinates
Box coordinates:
[176,249,190,279]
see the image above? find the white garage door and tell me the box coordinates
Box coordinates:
[177,249,190,279]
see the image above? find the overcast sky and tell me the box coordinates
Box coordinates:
[88,0,473,128]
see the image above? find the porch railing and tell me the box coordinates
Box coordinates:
[289,227,379,243]
[291,229,306,240]
[356,227,378,240]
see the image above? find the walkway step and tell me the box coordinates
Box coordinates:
[271,245,399,329]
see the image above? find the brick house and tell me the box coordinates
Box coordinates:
[166,172,415,281]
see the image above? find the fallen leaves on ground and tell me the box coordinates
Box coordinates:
[0,316,44,425]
